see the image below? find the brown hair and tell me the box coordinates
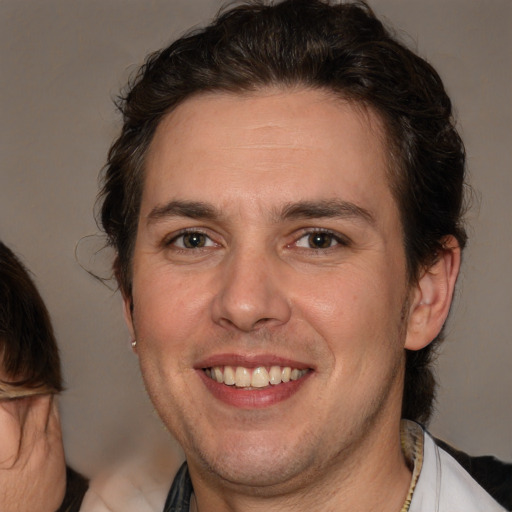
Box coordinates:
[99,0,467,423]
[0,241,63,396]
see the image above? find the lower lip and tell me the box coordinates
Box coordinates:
[197,370,311,409]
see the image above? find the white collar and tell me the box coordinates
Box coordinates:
[407,422,506,512]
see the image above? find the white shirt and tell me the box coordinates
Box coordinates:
[409,427,506,512]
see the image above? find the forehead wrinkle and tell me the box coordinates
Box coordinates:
[218,143,309,150]
[218,125,312,151]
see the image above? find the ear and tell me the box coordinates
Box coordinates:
[122,293,137,354]
[405,236,461,351]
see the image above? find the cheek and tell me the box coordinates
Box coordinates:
[134,266,202,324]
[297,268,394,326]
[0,401,23,468]
[131,269,215,367]
[294,266,406,362]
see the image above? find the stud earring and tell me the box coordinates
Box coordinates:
[131,339,137,349]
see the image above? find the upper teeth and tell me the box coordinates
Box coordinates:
[206,366,308,388]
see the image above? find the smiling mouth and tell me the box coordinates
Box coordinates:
[204,365,310,389]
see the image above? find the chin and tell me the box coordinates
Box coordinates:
[191,432,320,492]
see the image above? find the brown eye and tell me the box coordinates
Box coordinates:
[182,232,207,248]
[307,232,334,249]
[294,230,348,250]
[170,231,215,249]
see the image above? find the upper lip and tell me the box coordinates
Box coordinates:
[195,353,313,370]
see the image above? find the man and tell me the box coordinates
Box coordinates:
[93,1,508,510]
[0,241,88,511]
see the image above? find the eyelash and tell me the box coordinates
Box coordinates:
[164,228,350,252]
[293,229,351,250]
[164,229,217,250]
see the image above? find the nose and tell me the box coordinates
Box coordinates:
[211,249,292,332]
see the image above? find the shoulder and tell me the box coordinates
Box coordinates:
[434,437,512,510]
[57,466,89,512]
[410,426,509,512]
[79,450,184,512]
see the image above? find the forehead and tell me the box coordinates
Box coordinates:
[142,88,394,219]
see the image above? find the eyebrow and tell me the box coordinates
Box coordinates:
[147,200,220,224]
[280,199,375,225]
[146,199,375,225]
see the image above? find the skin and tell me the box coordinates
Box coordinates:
[125,88,460,512]
[0,393,66,511]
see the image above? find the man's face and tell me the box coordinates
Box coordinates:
[127,89,415,491]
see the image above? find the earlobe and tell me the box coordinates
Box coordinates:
[405,236,461,351]
[122,294,137,353]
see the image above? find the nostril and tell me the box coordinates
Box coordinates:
[254,317,273,326]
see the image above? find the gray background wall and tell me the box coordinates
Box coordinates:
[1,0,510,478]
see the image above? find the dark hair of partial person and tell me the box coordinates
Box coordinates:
[98,0,467,424]
[0,241,63,393]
